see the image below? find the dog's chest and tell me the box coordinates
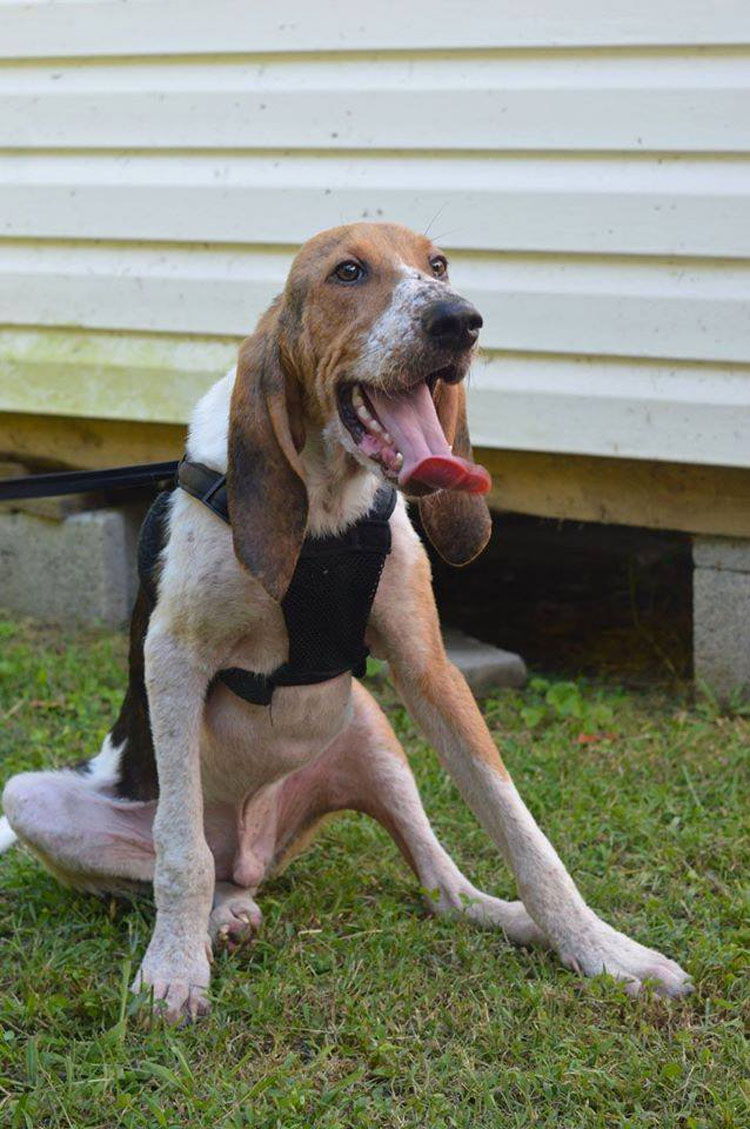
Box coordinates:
[206,484,396,705]
[199,672,355,803]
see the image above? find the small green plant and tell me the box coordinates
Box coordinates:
[519,676,617,732]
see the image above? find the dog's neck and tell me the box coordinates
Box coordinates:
[302,426,381,537]
[186,371,384,539]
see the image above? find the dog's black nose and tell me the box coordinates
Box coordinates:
[421,300,483,349]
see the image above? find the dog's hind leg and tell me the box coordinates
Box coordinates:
[1,768,239,896]
[272,683,547,948]
[2,768,158,893]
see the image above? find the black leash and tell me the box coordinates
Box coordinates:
[0,461,179,502]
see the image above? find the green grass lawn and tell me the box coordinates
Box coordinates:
[0,618,748,1128]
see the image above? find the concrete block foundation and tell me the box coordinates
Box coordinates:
[0,504,145,628]
[693,536,750,702]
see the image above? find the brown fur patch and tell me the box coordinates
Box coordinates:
[228,312,309,602]
[415,659,510,777]
[373,532,508,779]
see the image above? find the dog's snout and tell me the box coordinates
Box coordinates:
[421,300,483,349]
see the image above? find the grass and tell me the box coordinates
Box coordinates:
[0,617,748,1128]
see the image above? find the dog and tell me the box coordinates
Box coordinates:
[0,222,691,1022]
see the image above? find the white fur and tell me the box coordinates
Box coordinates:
[186,368,235,471]
[84,734,124,790]
[351,272,451,385]
[303,430,379,536]
[0,817,17,854]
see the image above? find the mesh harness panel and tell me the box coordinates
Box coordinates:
[139,457,397,706]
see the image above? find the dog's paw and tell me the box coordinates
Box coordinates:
[133,974,211,1024]
[558,917,692,998]
[132,940,212,1024]
[209,892,262,952]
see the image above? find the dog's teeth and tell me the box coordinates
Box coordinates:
[356,404,373,424]
[394,452,404,469]
[352,386,364,408]
[383,431,394,445]
[369,419,384,435]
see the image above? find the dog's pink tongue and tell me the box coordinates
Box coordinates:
[367,382,491,494]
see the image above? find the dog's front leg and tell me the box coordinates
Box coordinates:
[371,543,691,997]
[131,623,215,1023]
[390,650,691,996]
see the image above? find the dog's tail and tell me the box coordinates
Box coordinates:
[0,816,18,854]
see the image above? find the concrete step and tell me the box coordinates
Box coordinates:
[442,627,527,696]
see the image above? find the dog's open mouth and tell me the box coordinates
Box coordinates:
[337,376,491,494]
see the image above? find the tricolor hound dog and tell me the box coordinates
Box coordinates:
[0,223,691,1022]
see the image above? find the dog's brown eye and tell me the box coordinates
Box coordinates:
[430,256,448,279]
[333,261,364,283]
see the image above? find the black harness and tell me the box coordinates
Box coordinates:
[139,458,396,707]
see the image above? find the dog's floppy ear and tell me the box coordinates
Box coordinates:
[227,313,308,602]
[418,381,492,566]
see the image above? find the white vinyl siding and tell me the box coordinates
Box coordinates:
[3,2,750,55]
[0,0,748,469]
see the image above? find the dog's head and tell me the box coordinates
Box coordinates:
[228,222,492,600]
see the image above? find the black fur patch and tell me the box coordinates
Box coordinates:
[111,491,173,801]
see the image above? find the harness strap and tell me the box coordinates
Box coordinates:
[175,455,396,707]
[214,667,275,706]
[176,456,229,523]
[215,655,369,706]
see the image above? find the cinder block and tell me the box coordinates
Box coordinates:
[692,536,750,574]
[693,536,750,701]
[0,504,145,628]
[442,627,527,696]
